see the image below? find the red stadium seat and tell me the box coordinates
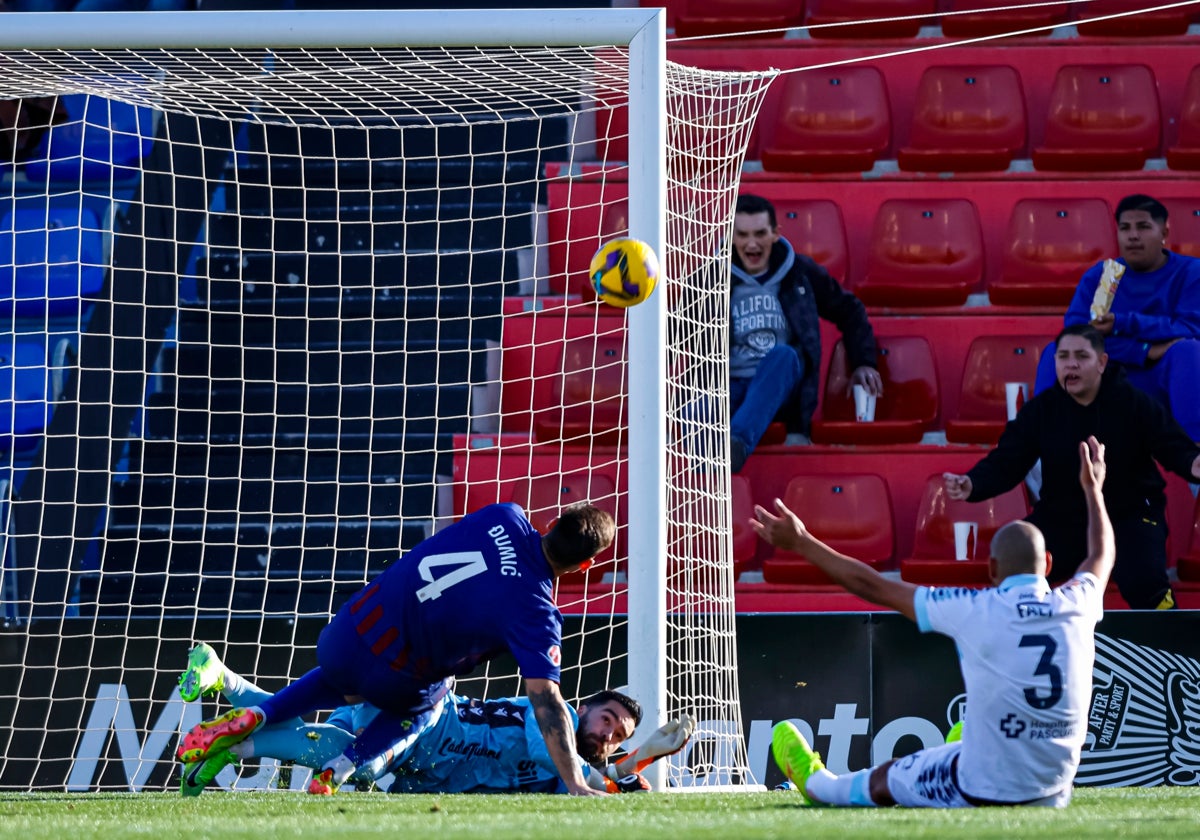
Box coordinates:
[1074,1,1193,37]
[575,199,630,301]
[990,197,1115,306]
[944,335,1046,445]
[760,67,891,173]
[897,65,1027,173]
[810,336,939,445]
[773,198,850,283]
[731,474,758,569]
[803,0,937,39]
[667,0,805,38]
[1032,64,1161,172]
[668,473,760,578]
[1166,66,1200,171]
[856,198,984,307]
[940,0,1069,37]
[1162,197,1200,260]
[1177,495,1200,582]
[762,473,894,584]
[534,332,627,446]
[900,476,1030,586]
[514,467,621,589]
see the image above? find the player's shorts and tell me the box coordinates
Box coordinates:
[316,611,452,715]
[886,743,1071,809]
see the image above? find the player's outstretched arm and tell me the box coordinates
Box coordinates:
[1074,436,1115,588]
[752,498,918,621]
[525,678,606,797]
[610,712,695,778]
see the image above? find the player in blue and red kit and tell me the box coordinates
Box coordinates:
[177,644,694,797]
[178,502,615,796]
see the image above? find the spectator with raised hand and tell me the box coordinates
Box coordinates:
[945,324,1200,610]
[727,194,880,472]
[1033,194,1200,441]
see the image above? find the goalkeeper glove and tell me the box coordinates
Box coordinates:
[609,772,652,793]
[612,712,696,777]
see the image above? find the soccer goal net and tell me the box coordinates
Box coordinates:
[0,8,774,792]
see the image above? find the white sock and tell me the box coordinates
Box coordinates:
[222,668,246,698]
[805,768,877,807]
[323,753,357,785]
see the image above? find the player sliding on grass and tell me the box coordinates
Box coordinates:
[177,643,694,795]
[178,502,616,796]
[753,436,1114,809]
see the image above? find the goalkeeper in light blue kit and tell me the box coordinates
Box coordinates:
[178,503,619,796]
[177,644,695,795]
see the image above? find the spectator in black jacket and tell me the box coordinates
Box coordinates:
[943,324,1200,609]
[728,194,880,471]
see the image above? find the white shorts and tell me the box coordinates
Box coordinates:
[886,743,1071,809]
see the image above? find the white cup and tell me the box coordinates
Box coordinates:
[953,521,978,561]
[853,384,876,423]
[1005,382,1028,421]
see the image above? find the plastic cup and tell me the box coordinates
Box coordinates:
[954,521,978,561]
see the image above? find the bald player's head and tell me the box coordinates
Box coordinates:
[989,521,1050,581]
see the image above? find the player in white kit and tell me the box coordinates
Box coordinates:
[752,436,1113,808]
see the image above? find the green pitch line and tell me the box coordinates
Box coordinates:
[0,788,1198,840]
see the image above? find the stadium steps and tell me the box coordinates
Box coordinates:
[78,570,370,617]
[92,112,570,615]
[160,335,489,390]
[205,199,533,254]
[198,249,520,291]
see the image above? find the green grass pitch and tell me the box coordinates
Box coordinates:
[1,788,1197,840]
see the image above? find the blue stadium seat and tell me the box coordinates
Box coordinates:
[23,94,154,183]
[0,338,52,453]
[0,202,106,317]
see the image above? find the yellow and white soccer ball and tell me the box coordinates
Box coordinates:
[589,237,660,308]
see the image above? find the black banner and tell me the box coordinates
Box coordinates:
[3,612,1199,790]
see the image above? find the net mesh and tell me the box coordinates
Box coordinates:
[0,39,773,791]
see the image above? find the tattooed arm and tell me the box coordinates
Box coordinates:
[525,677,606,796]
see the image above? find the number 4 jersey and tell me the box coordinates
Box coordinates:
[328,502,563,689]
[914,573,1104,802]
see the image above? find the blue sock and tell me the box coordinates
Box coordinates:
[257,668,346,724]
[239,723,354,769]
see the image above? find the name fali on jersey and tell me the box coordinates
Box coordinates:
[488,524,522,577]
[1017,602,1053,618]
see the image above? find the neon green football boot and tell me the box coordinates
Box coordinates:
[180,748,237,797]
[178,642,225,703]
[946,721,963,744]
[771,721,826,805]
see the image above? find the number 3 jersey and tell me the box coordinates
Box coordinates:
[333,502,563,686]
[914,573,1104,802]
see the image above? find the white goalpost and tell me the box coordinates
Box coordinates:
[0,8,774,791]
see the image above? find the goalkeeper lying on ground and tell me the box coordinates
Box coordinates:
[177,643,695,796]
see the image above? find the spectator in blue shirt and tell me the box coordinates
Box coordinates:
[1033,194,1200,441]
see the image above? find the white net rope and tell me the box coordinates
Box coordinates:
[0,42,773,791]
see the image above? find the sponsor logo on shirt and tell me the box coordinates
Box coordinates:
[548,645,561,667]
